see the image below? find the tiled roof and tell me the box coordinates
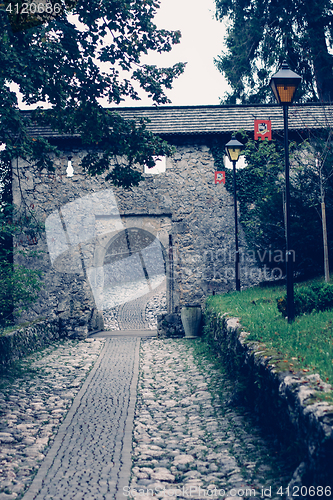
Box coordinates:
[23,103,333,138]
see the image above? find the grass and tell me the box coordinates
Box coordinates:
[205,278,333,389]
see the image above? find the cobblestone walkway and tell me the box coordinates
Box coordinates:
[117,297,150,330]
[103,280,166,331]
[21,338,139,500]
[0,337,296,500]
[0,338,105,500]
[128,339,293,500]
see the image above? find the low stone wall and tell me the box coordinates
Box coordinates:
[0,319,63,367]
[203,309,333,494]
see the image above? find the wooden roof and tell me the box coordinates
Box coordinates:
[23,103,333,138]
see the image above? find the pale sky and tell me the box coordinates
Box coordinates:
[120,0,230,107]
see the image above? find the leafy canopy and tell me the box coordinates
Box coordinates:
[211,132,333,278]
[0,0,185,187]
[215,0,333,103]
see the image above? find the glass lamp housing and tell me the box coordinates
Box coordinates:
[269,61,302,104]
[225,136,244,162]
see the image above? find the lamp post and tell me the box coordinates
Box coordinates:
[269,61,301,323]
[225,136,245,292]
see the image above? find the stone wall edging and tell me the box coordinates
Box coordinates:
[204,309,333,492]
[0,319,64,367]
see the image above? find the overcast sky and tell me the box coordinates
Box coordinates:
[120,0,230,107]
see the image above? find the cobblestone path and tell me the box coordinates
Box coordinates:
[104,280,167,331]
[21,338,140,500]
[129,339,294,500]
[117,296,150,330]
[0,338,105,500]
[0,337,296,500]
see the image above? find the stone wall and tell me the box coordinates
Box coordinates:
[13,138,259,335]
[0,319,63,367]
[203,309,333,492]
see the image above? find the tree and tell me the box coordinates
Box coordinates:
[211,133,333,279]
[214,0,333,103]
[0,0,185,325]
[291,130,333,279]
[0,0,185,189]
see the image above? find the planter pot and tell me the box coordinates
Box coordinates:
[181,306,202,339]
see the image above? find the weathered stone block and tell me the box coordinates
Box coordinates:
[157,313,184,338]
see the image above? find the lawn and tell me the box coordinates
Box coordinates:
[205,279,333,387]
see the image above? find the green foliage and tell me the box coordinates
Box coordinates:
[0,0,185,187]
[0,260,42,328]
[79,113,175,187]
[233,135,285,246]
[215,0,333,103]
[0,204,43,329]
[3,0,78,33]
[211,132,333,278]
[277,282,333,317]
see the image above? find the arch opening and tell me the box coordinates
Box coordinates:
[102,228,167,330]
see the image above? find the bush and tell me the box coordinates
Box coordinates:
[316,284,333,311]
[0,261,42,329]
[0,203,44,330]
[277,282,333,317]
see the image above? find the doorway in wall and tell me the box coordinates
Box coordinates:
[102,228,167,330]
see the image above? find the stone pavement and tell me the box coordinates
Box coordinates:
[103,281,166,331]
[128,339,294,500]
[0,338,105,500]
[0,335,297,500]
[21,337,140,500]
[92,330,157,338]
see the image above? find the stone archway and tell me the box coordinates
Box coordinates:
[102,228,167,330]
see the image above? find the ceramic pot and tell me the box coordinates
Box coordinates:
[181,306,202,339]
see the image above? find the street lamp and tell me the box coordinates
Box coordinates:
[225,136,244,292]
[269,61,301,322]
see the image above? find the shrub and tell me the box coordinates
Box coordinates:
[277,282,333,317]
[316,284,333,311]
[0,203,44,330]
[0,261,42,329]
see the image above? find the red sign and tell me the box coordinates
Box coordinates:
[215,171,225,184]
[254,119,272,140]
